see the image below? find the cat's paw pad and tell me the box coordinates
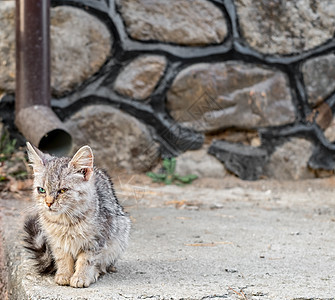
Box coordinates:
[70,274,94,288]
[55,273,72,286]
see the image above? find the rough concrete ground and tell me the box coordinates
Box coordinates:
[1,176,335,299]
[0,214,8,300]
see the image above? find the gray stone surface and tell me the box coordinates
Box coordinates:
[302,53,335,107]
[2,179,335,299]
[50,6,112,96]
[264,138,315,180]
[114,55,167,100]
[116,0,227,46]
[208,140,268,180]
[235,0,335,55]
[0,4,112,96]
[167,62,295,132]
[65,104,159,172]
[0,121,3,140]
[175,146,226,178]
[0,2,15,93]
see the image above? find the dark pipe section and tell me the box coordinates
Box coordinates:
[15,0,72,156]
[15,0,50,110]
[15,105,72,156]
[39,129,72,156]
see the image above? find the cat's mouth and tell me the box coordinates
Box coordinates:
[46,206,58,213]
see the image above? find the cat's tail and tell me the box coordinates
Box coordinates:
[23,214,56,274]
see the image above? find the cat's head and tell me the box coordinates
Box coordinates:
[27,142,94,215]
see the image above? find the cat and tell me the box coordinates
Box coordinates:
[23,142,131,288]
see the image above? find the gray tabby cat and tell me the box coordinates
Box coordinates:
[24,142,130,288]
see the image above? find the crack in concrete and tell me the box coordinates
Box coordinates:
[201,295,228,299]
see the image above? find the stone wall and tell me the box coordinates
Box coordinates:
[1,0,335,179]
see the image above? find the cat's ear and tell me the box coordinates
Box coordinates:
[69,145,94,181]
[26,142,46,173]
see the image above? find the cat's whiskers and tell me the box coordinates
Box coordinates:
[21,204,38,214]
[63,206,87,225]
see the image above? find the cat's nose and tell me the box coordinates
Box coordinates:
[45,196,54,207]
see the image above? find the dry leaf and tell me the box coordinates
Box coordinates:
[7,177,33,193]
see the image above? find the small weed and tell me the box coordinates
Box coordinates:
[10,170,28,180]
[0,126,29,184]
[147,157,198,185]
[0,127,16,162]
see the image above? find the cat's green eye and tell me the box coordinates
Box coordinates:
[37,187,46,194]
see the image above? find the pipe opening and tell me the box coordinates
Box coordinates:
[15,105,73,157]
[38,129,72,157]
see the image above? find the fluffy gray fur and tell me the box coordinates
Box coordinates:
[24,143,130,288]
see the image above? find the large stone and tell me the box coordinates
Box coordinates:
[167,62,295,132]
[205,129,261,147]
[306,102,333,131]
[324,117,335,143]
[0,4,112,96]
[65,105,160,172]
[235,0,335,55]
[264,138,315,180]
[50,6,112,96]
[0,121,3,141]
[114,55,167,100]
[116,0,227,46]
[175,146,226,179]
[0,2,15,92]
[302,54,335,107]
[208,140,268,181]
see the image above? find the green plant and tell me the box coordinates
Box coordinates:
[0,127,16,162]
[147,157,198,185]
[0,127,30,184]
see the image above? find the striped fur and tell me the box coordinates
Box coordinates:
[23,214,56,274]
[24,143,131,288]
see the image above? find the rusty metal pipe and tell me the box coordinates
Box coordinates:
[15,0,72,156]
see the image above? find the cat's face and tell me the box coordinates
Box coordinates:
[27,143,94,216]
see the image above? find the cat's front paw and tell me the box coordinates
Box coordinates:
[70,274,95,288]
[55,273,72,286]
